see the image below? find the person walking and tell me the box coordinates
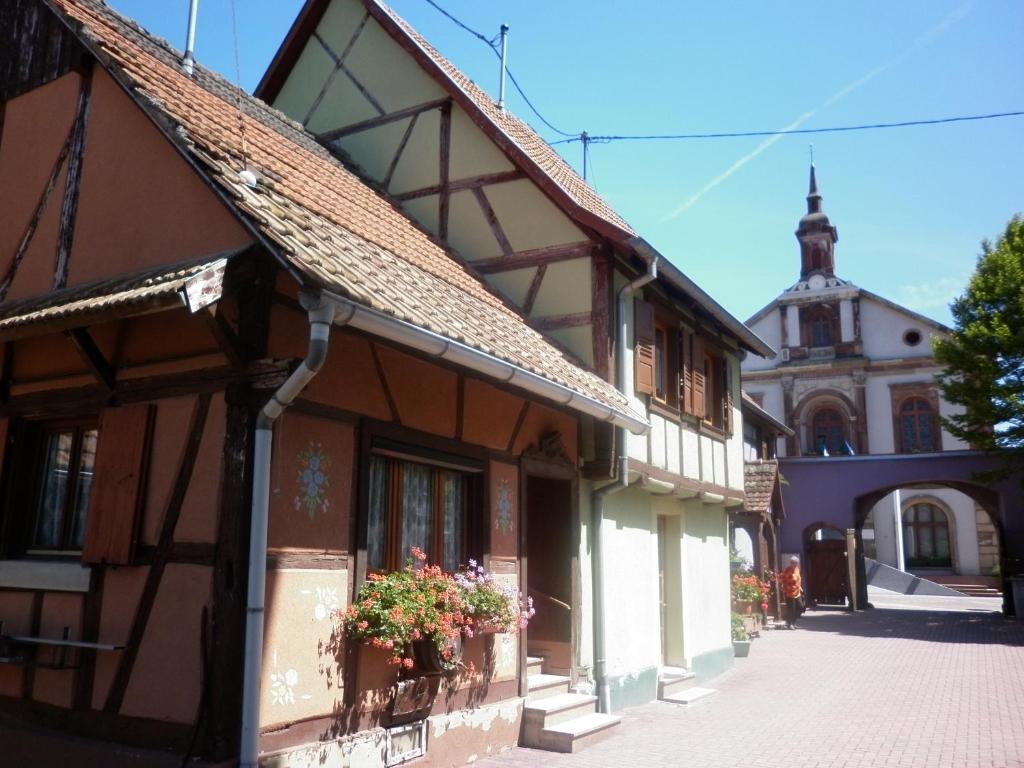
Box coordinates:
[780,555,803,629]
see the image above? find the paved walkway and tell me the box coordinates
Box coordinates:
[476,605,1024,768]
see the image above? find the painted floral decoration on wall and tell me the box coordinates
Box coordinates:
[294,442,330,520]
[494,478,514,535]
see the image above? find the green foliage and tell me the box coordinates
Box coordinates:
[731,612,750,642]
[935,215,1024,479]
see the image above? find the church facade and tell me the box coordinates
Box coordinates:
[741,167,998,580]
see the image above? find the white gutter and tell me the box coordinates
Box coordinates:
[320,290,649,436]
[240,290,343,767]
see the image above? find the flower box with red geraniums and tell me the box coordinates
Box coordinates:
[731,571,772,615]
[340,549,536,675]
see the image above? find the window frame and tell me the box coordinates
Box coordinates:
[1,416,99,559]
[902,502,952,567]
[896,395,939,453]
[810,406,847,455]
[362,439,484,574]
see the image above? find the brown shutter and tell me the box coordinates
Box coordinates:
[82,404,155,565]
[692,335,706,421]
[680,331,692,414]
[722,356,734,432]
[634,299,655,396]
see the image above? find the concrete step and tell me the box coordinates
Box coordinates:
[521,693,599,745]
[944,585,1003,598]
[658,669,697,699]
[526,655,545,676]
[539,712,621,753]
[527,673,571,701]
[661,686,717,707]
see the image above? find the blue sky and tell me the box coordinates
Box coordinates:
[108,0,1023,326]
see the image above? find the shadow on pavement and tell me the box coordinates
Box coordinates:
[796,606,1024,646]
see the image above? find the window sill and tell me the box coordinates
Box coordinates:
[0,560,91,592]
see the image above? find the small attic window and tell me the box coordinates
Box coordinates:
[903,329,922,347]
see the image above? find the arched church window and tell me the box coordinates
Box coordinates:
[899,396,937,453]
[903,503,952,568]
[811,407,846,455]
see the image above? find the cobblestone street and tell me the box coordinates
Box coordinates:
[476,606,1024,768]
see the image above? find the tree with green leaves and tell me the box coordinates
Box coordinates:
[935,215,1024,478]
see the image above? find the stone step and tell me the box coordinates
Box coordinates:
[521,693,599,745]
[658,670,697,699]
[661,686,717,707]
[538,712,621,753]
[526,655,545,676]
[527,673,571,701]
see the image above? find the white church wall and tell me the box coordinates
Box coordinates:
[859,297,942,361]
[743,309,782,371]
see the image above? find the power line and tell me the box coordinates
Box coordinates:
[418,1,1023,149]
[419,0,578,137]
[549,111,1024,144]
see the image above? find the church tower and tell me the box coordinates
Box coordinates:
[796,164,839,279]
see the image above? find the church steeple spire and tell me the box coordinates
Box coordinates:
[796,163,838,280]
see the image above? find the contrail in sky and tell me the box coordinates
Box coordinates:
[663,1,975,220]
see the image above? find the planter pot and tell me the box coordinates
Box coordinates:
[734,600,759,615]
[732,640,752,658]
[473,619,507,635]
[411,636,462,675]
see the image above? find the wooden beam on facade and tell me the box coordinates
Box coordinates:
[532,312,592,331]
[472,242,593,275]
[53,63,93,290]
[317,96,450,143]
[521,264,547,316]
[66,328,115,390]
[199,305,245,369]
[383,113,418,190]
[392,169,525,202]
[303,14,370,126]
[311,29,385,117]
[591,250,612,380]
[472,187,514,257]
[438,101,452,241]
[0,112,77,301]
[104,393,212,715]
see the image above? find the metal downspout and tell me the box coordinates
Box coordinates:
[591,255,658,713]
[240,291,346,768]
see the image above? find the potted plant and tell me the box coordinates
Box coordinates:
[456,560,535,635]
[731,612,752,657]
[342,548,471,673]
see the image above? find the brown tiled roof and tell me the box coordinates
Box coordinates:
[743,460,780,517]
[42,0,643,422]
[368,0,635,236]
[0,256,223,339]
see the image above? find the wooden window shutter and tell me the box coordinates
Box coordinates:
[680,331,693,414]
[82,404,155,565]
[692,335,706,420]
[722,357,734,432]
[634,299,655,396]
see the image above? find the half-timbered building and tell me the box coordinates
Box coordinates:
[0,0,773,765]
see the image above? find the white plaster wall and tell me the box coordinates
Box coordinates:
[665,420,682,475]
[711,440,726,488]
[902,488,981,575]
[744,308,782,371]
[681,429,700,480]
[869,492,901,567]
[859,296,942,361]
[864,370,967,453]
[699,435,715,486]
[680,501,731,668]
[650,414,667,470]
[600,488,662,677]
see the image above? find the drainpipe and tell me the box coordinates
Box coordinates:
[615,254,658,486]
[589,255,658,713]
[239,290,343,768]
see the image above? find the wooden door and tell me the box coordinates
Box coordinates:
[807,540,848,605]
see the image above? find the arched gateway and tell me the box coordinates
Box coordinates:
[778,451,1023,613]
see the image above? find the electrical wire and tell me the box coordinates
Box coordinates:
[549,111,1024,145]
[418,1,1023,148]
[420,0,578,137]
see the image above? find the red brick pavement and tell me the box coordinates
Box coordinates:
[474,607,1024,768]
